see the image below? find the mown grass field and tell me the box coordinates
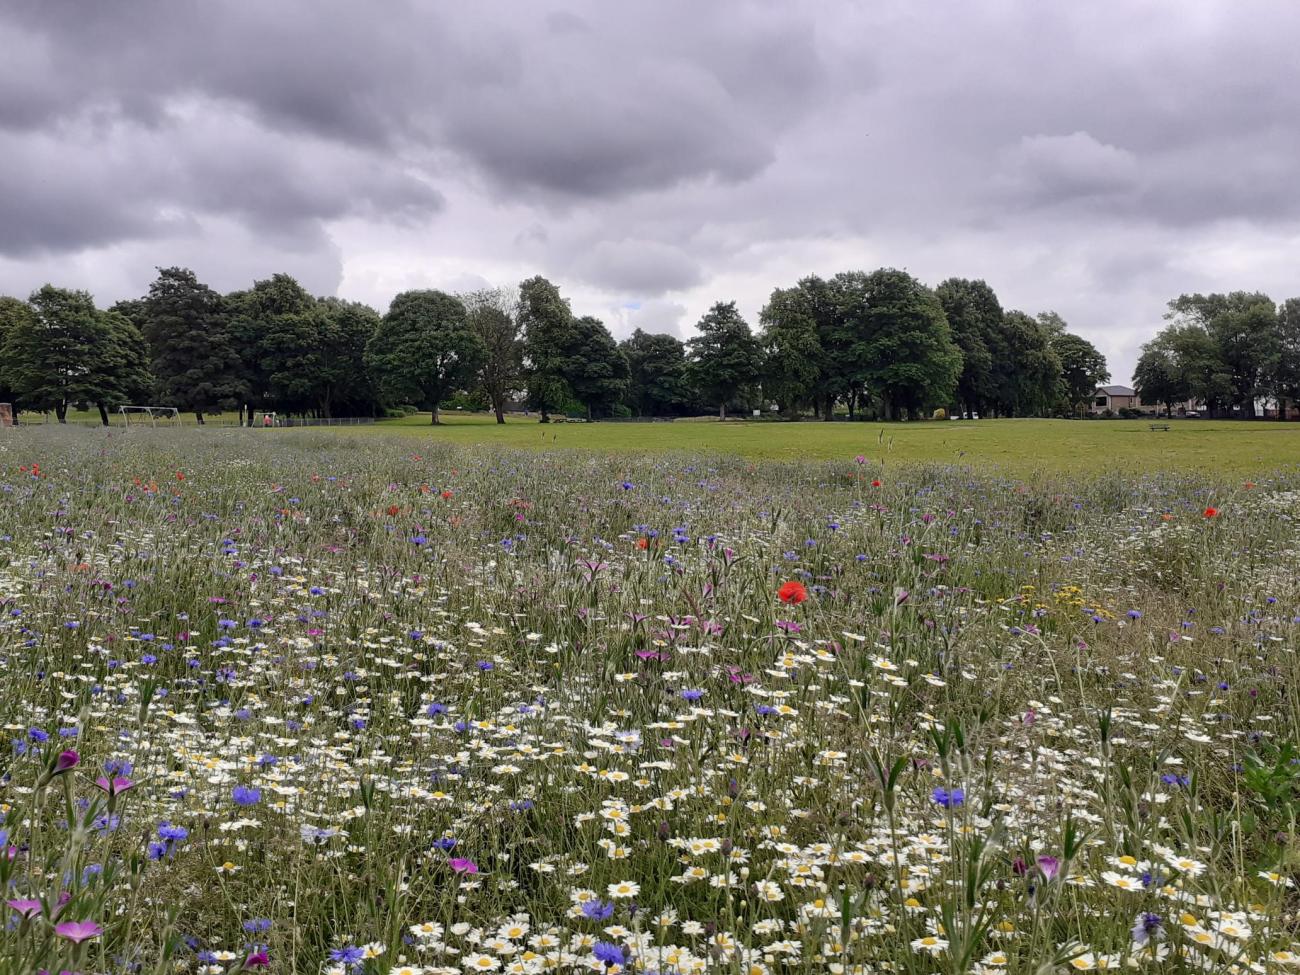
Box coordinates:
[2,425,1300,974]
[359,414,1300,476]
[46,410,1300,476]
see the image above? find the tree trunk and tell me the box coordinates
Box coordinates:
[431,404,440,425]
[495,404,505,424]
[97,403,110,426]
[718,402,726,420]
[55,403,67,423]
[586,403,593,421]
[195,411,204,425]
[540,408,550,423]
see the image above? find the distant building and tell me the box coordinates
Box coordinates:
[1090,385,1146,414]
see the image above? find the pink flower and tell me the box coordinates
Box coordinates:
[94,776,135,797]
[55,750,80,773]
[7,898,43,918]
[449,857,479,874]
[243,951,270,969]
[1036,856,1061,881]
[54,920,103,943]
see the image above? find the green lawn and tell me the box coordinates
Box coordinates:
[36,408,1300,474]
[314,413,1300,475]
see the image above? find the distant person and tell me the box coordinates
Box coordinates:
[263,414,272,428]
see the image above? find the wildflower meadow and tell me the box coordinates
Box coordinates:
[3,426,1300,975]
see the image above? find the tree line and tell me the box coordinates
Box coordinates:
[0,266,1121,425]
[1133,292,1300,418]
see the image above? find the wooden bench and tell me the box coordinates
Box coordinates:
[1149,423,1170,431]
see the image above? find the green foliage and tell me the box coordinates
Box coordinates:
[366,290,484,424]
[759,285,824,415]
[1,286,152,423]
[994,311,1062,417]
[687,300,763,419]
[620,328,689,416]
[519,275,577,421]
[462,288,525,423]
[834,269,963,419]
[1051,329,1110,412]
[139,267,247,421]
[936,278,1003,418]
[564,316,628,419]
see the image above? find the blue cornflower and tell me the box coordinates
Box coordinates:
[931,787,965,809]
[680,689,704,702]
[592,942,625,967]
[330,946,365,966]
[425,702,448,716]
[232,785,261,806]
[582,899,615,921]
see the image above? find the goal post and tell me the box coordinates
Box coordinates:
[118,406,180,428]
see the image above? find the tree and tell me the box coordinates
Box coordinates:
[96,311,154,424]
[687,301,763,419]
[1272,298,1300,420]
[366,290,484,424]
[565,316,629,419]
[621,329,688,416]
[935,279,1003,418]
[1167,292,1277,418]
[2,286,150,423]
[1132,336,1187,416]
[462,288,525,424]
[759,285,823,417]
[0,296,33,412]
[519,276,577,422]
[991,312,1061,417]
[227,274,327,419]
[1051,330,1110,414]
[833,270,962,420]
[138,267,247,424]
[317,298,380,417]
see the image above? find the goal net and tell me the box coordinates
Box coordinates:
[119,406,180,427]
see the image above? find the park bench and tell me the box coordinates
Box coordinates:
[1149,423,1170,431]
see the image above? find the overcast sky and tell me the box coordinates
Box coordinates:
[2,1,1298,381]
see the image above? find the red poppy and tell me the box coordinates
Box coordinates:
[441,490,454,500]
[1203,507,1218,518]
[1244,481,1256,490]
[386,504,401,517]
[636,537,649,550]
[871,479,882,488]
[175,471,185,481]
[778,581,808,605]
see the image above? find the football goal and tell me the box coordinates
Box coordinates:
[119,406,180,427]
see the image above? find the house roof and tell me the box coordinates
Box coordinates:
[1098,385,1135,396]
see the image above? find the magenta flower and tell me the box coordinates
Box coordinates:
[448,857,479,874]
[54,920,103,943]
[1037,856,1061,881]
[243,951,270,969]
[55,750,80,773]
[7,898,42,918]
[94,776,135,797]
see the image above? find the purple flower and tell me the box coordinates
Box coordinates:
[54,749,80,773]
[1036,856,1061,881]
[931,787,964,809]
[449,857,478,874]
[582,899,615,921]
[54,919,103,943]
[593,942,625,967]
[680,689,704,702]
[232,785,261,806]
[7,898,42,918]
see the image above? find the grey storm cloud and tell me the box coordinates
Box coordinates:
[1,0,1299,378]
